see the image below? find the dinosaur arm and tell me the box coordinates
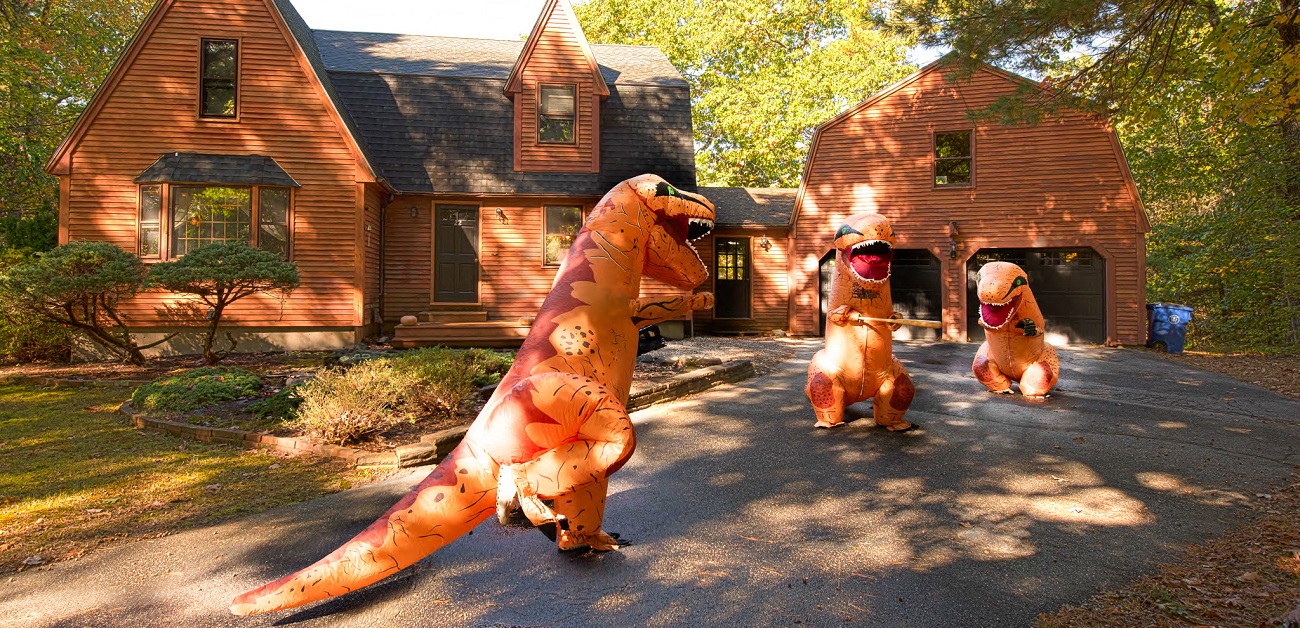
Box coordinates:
[630,292,713,325]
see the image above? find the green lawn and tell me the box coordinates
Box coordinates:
[0,382,387,571]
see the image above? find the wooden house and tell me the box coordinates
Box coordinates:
[789,58,1149,345]
[45,0,706,351]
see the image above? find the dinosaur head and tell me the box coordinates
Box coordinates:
[976,261,1030,330]
[834,212,895,285]
[627,174,715,290]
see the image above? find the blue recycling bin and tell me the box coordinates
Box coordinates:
[1146,303,1193,354]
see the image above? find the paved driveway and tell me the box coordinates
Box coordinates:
[3,341,1298,627]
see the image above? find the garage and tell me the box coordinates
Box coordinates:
[965,248,1106,345]
[818,249,943,339]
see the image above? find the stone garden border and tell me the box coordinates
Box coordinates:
[106,359,755,469]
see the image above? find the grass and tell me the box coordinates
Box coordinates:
[0,382,390,572]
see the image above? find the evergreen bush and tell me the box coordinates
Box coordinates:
[131,367,264,413]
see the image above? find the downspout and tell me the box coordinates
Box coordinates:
[378,193,392,331]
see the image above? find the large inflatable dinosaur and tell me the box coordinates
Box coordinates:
[805,212,916,431]
[972,261,1060,397]
[230,174,715,616]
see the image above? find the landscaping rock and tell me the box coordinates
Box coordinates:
[477,382,498,399]
[421,425,470,457]
[395,442,439,467]
[284,372,316,387]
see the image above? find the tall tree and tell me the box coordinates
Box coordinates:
[0,0,152,251]
[576,0,916,186]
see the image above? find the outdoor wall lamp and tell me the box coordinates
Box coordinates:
[759,235,772,251]
[409,206,418,217]
[495,207,509,224]
[947,220,960,259]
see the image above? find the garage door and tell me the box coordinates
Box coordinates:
[966,248,1105,345]
[817,249,942,339]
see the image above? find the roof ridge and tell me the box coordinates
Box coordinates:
[313,29,524,44]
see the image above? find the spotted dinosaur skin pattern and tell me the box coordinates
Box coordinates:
[230,175,715,616]
[804,213,915,431]
[972,261,1060,397]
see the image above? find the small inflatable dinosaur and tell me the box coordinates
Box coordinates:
[805,212,916,431]
[230,174,715,615]
[972,261,1059,397]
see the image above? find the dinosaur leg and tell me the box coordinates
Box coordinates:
[972,341,1013,393]
[806,353,848,428]
[1019,346,1060,397]
[873,357,917,431]
[504,373,635,551]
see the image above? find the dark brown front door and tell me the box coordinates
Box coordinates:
[714,237,751,319]
[434,205,479,303]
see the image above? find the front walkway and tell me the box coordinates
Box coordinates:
[3,341,1297,626]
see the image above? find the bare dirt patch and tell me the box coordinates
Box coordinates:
[1155,350,1300,401]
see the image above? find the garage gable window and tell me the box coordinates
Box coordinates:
[934,130,972,187]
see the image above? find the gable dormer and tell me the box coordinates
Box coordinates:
[505,0,608,173]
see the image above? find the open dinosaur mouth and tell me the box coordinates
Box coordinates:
[667,215,714,265]
[980,294,1022,329]
[846,240,892,282]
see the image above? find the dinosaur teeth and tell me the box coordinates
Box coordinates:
[687,218,714,242]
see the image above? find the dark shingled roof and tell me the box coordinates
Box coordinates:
[698,187,797,227]
[253,5,695,196]
[134,153,300,187]
[312,31,688,87]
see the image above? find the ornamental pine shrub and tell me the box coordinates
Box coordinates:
[0,241,155,364]
[0,249,73,362]
[131,367,264,413]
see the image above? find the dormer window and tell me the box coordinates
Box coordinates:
[200,39,238,118]
[538,85,576,143]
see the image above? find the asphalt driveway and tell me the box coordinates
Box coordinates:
[3,341,1298,627]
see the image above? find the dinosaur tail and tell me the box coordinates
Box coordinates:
[229,441,498,616]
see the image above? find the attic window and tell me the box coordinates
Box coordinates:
[538,85,576,144]
[200,39,238,118]
[934,130,972,187]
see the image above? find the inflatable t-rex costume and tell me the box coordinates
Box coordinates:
[230,175,715,616]
[972,261,1060,397]
[805,212,916,431]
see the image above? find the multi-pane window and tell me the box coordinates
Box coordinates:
[716,238,748,281]
[200,39,238,118]
[543,205,583,265]
[139,185,162,257]
[538,85,576,143]
[171,186,252,256]
[934,130,972,186]
[139,185,291,259]
[1041,251,1093,266]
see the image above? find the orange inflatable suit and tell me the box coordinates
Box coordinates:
[972,261,1060,397]
[230,175,716,615]
[804,213,916,431]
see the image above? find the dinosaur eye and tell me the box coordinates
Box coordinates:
[835,224,861,239]
[1013,276,1027,288]
[654,181,679,197]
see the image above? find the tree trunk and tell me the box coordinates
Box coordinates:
[202,304,224,365]
[1280,0,1300,214]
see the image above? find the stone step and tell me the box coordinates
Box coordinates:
[417,310,488,323]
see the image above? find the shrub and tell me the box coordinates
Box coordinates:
[0,241,157,364]
[131,367,264,413]
[0,249,73,362]
[247,387,303,420]
[291,360,413,445]
[392,347,478,419]
[463,348,515,386]
[147,242,300,364]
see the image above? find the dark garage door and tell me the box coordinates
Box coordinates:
[965,248,1106,345]
[817,249,942,339]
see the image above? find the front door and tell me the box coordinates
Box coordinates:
[434,204,479,303]
[714,237,751,319]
